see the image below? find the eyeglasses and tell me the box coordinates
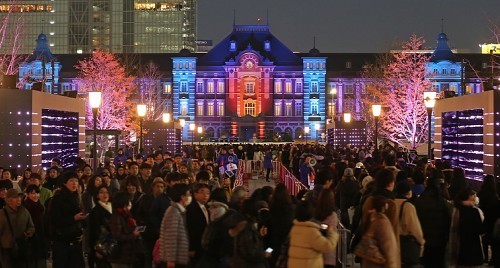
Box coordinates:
[102,174,110,177]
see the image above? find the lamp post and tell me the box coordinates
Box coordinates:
[304,126,310,144]
[315,123,320,143]
[372,104,381,150]
[137,104,147,155]
[424,91,437,160]
[344,113,351,147]
[89,91,101,171]
[162,112,171,150]
[189,123,195,155]
[197,126,203,145]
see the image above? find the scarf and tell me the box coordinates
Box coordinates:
[98,200,112,215]
[117,207,137,228]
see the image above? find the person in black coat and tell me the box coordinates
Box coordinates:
[88,186,112,268]
[49,172,87,268]
[268,183,294,266]
[186,183,211,266]
[335,168,360,229]
[414,177,452,268]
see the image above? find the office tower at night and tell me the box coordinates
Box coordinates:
[0,0,197,54]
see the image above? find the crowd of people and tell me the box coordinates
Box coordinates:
[0,143,498,268]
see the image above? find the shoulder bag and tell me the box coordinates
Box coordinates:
[399,201,421,265]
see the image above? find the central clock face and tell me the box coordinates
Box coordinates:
[245,61,254,69]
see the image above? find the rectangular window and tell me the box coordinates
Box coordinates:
[218,81,224,93]
[285,102,292,116]
[207,102,215,116]
[344,85,354,94]
[180,82,187,93]
[180,102,188,115]
[295,101,302,116]
[433,69,438,74]
[285,81,292,93]
[450,85,457,92]
[245,83,255,93]
[196,81,203,93]
[296,82,302,93]
[328,102,335,117]
[163,83,171,94]
[245,103,256,116]
[311,101,318,115]
[442,69,447,75]
[217,102,225,116]
[346,61,352,69]
[197,101,204,116]
[311,81,318,93]
[275,102,281,116]
[451,69,456,75]
[344,99,354,112]
[465,85,473,94]
[433,84,439,91]
[275,81,281,93]
[207,82,214,93]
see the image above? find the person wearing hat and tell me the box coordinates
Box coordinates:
[0,188,35,267]
[335,168,360,229]
[48,172,87,267]
[395,182,425,266]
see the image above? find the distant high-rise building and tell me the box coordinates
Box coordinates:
[0,0,197,54]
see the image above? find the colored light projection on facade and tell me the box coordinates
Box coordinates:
[41,109,79,169]
[441,109,484,181]
[171,24,326,142]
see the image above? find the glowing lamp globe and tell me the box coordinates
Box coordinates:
[162,113,171,123]
[372,104,382,117]
[423,91,437,108]
[315,123,320,131]
[197,126,203,134]
[304,126,310,134]
[137,104,147,117]
[179,119,186,127]
[344,113,352,123]
[88,91,102,109]
[189,123,196,131]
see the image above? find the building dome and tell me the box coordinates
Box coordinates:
[308,47,320,56]
[37,33,47,41]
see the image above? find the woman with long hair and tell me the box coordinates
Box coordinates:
[88,186,113,268]
[478,175,500,265]
[315,189,338,268]
[24,184,48,268]
[268,183,294,265]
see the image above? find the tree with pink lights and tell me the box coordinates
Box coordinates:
[0,4,27,77]
[364,35,432,149]
[76,50,136,134]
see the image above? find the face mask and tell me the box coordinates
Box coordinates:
[185,195,192,206]
[474,196,480,206]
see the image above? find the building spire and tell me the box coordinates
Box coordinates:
[441,18,444,33]
[313,36,316,49]
[266,9,269,25]
[233,9,236,26]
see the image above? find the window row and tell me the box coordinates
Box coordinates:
[196,81,225,93]
[274,101,303,116]
[432,68,458,75]
[274,80,302,93]
[304,62,325,70]
[191,101,225,116]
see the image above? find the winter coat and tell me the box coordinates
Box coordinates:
[23,198,47,260]
[336,177,361,211]
[394,199,425,255]
[361,212,399,268]
[207,201,229,222]
[321,213,338,266]
[108,211,143,264]
[88,202,112,251]
[229,219,267,268]
[451,205,484,266]
[48,186,83,242]
[414,189,452,248]
[288,220,339,268]
[264,151,273,169]
[0,205,35,249]
[159,202,189,265]
[268,202,294,264]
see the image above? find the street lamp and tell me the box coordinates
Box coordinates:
[315,123,320,143]
[197,126,203,145]
[189,123,195,155]
[343,113,351,147]
[372,104,381,150]
[304,126,310,144]
[343,113,351,123]
[162,112,171,123]
[137,104,147,154]
[424,91,437,160]
[89,91,101,171]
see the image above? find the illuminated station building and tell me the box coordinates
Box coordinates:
[18,24,494,143]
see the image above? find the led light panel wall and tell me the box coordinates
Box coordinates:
[41,109,79,169]
[332,121,367,148]
[441,109,484,181]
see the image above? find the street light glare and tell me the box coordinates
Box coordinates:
[423,91,437,108]
[179,119,186,127]
[304,126,310,134]
[344,113,351,123]
[162,112,171,123]
[88,91,102,108]
[189,123,196,131]
[372,104,382,117]
[137,104,147,117]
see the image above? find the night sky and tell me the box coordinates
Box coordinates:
[197,0,500,53]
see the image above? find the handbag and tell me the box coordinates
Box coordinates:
[399,201,421,265]
[94,226,119,258]
[3,209,34,260]
[354,235,386,264]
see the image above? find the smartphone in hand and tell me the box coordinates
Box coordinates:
[135,226,146,232]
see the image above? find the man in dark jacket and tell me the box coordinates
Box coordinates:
[335,168,360,229]
[49,172,87,268]
[414,177,452,268]
[186,183,210,266]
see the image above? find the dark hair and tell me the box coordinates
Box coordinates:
[480,175,497,194]
[315,168,335,186]
[315,189,336,221]
[165,172,181,183]
[128,162,139,169]
[412,170,425,185]
[384,155,396,166]
[193,183,210,193]
[87,175,103,194]
[455,187,475,207]
[112,191,131,210]
[241,198,259,219]
[261,186,274,203]
[295,200,314,222]
[94,185,110,203]
[124,175,141,189]
[452,167,465,179]
[25,184,40,194]
[374,168,395,189]
[210,188,228,204]
[196,170,210,182]
[29,173,42,180]
[395,170,408,183]
[371,196,389,213]
[170,183,190,202]
[140,163,152,170]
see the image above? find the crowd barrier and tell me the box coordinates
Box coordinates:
[337,222,353,268]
